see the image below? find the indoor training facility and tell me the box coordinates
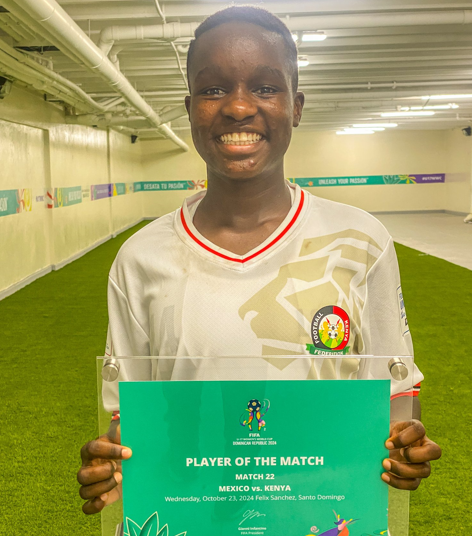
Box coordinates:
[0,0,471,535]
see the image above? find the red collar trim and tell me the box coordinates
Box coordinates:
[180,190,305,264]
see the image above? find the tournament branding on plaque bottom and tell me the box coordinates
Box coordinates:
[119,379,390,536]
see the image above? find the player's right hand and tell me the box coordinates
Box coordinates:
[77,422,132,514]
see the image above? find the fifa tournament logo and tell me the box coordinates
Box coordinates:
[239,399,270,431]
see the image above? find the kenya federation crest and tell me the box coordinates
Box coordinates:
[307,306,351,355]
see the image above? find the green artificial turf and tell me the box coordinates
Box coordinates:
[394,243,472,533]
[0,225,470,534]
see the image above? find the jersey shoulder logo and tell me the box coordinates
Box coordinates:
[396,285,409,336]
[307,306,351,355]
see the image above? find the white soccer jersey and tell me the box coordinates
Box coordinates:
[103,183,422,411]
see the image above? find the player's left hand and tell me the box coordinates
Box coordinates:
[381,419,442,490]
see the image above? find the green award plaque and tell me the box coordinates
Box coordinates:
[119,379,390,536]
[98,356,415,536]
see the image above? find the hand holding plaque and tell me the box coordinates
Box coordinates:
[78,421,131,514]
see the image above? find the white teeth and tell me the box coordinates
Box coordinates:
[220,133,262,145]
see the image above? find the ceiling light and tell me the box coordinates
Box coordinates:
[291,33,299,42]
[410,104,459,110]
[381,111,435,117]
[302,31,327,42]
[337,129,375,135]
[352,123,398,128]
[298,57,309,67]
[422,94,472,100]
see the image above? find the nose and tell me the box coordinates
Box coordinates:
[221,88,257,122]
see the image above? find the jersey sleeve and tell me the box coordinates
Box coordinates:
[358,237,424,398]
[101,275,152,412]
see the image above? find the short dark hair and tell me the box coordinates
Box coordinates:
[186,6,299,93]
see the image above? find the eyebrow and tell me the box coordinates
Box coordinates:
[252,65,286,79]
[194,65,222,85]
[193,64,286,85]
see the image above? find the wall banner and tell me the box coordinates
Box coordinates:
[135,180,207,191]
[290,174,445,187]
[54,186,82,208]
[114,183,127,196]
[0,189,32,217]
[91,183,113,200]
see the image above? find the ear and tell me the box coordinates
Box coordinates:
[184,95,191,121]
[293,91,305,128]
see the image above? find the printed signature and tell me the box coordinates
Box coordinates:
[239,509,267,526]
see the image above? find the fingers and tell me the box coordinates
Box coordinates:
[77,460,117,486]
[383,458,431,479]
[401,438,442,463]
[79,472,123,501]
[82,484,122,514]
[80,439,132,463]
[381,472,421,491]
[386,420,425,450]
[82,496,107,515]
[79,432,131,515]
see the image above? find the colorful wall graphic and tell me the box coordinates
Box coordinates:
[0,174,446,217]
[54,186,82,208]
[135,180,207,191]
[114,183,127,196]
[0,189,32,217]
[290,174,446,187]
[91,183,113,201]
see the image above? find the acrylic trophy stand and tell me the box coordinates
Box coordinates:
[96,356,414,536]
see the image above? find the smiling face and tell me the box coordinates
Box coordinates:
[185,22,304,183]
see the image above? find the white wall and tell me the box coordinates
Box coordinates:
[141,136,205,217]
[0,117,51,289]
[286,129,448,213]
[0,84,143,295]
[109,129,143,232]
[140,127,471,216]
[2,82,471,296]
[443,128,472,214]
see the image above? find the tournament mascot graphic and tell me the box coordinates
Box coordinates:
[307,511,359,536]
[240,399,270,431]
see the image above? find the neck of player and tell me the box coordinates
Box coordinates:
[193,170,292,256]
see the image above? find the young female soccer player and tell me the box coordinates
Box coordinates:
[78,6,441,514]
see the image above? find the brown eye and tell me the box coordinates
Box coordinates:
[255,86,277,95]
[203,88,225,96]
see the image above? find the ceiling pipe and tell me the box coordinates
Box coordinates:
[303,80,472,91]
[0,50,93,111]
[66,104,188,127]
[153,0,166,24]
[0,17,30,42]
[65,113,145,126]
[96,11,472,58]
[98,22,200,56]
[158,103,187,123]
[301,89,472,101]
[1,1,86,66]
[3,0,189,152]
[0,39,117,113]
